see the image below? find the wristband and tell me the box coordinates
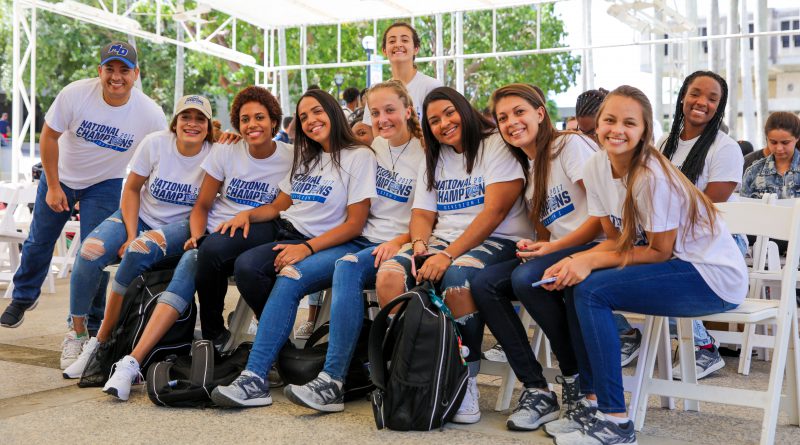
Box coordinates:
[302,241,315,255]
[439,250,454,262]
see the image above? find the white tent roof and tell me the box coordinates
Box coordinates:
[206,0,546,28]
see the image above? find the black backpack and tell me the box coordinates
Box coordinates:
[277,319,374,402]
[368,282,468,431]
[79,261,197,387]
[146,340,251,407]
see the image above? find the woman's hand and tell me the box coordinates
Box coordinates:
[216,211,251,237]
[372,240,403,268]
[117,237,135,258]
[273,243,312,272]
[216,131,242,144]
[184,236,200,251]
[517,241,557,260]
[541,255,593,291]
[412,239,428,257]
[416,252,452,283]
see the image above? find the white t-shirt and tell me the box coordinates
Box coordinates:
[657,130,743,201]
[363,71,443,125]
[583,150,748,304]
[413,132,531,243]
[363,136,426,243]
[527,134,599,241]
[202,141,293,232]
[129,130,211,228]
[45,77,166,189]
[279,147,377,238]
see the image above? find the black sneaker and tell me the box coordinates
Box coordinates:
[672,344,725,380]
[554,411,637,444]
[0,299,38,328]
[556,374,581,412]
[619,329,642,367]
[284,372,344,413]
[506,388,560,431]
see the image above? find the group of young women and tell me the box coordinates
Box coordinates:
[55,20,764,445]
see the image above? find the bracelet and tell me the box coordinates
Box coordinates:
[411,238,428,249]
[302,241,315,255]
[439,250,454,262]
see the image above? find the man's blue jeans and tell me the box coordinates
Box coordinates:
[12,173,120,331]
[567,259,738,414]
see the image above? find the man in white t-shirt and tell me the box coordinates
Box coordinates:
[1,41,166,329]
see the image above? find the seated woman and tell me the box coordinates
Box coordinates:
[741,111,800,199]
[210,89,377,407]
[543,86,747,444]
[370,86,530,424]
[470,83,602,431]
[62,95,215,375]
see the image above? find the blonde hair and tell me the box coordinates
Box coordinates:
[366,79,423,141]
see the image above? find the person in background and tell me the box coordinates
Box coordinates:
[565,116,578,131]
[738,140,754,158]
[743,139,772,173]
[574,88,609,137]
[274,116,294,144]
[349,108,374,147]
[0,112,9,146]
[741,112,800,199]
[342,87,360,118]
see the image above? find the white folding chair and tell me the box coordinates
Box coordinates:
[633,199,800,445]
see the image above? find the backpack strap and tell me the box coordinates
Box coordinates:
[304,322,331,348]
[368,294,412,392]
[189,340,214,395]
[146,360,175,407]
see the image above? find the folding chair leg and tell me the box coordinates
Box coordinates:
[656,319,675,409]
[739,322,756,375]
[759,315,793,445]
[633,316,664,430]
[627,315,653,424]
[495,362,517,412]
[678,318,700,412]
[223,297,255,353]
[781,314,800,426]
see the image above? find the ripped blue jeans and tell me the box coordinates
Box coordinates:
[377,236,518,370]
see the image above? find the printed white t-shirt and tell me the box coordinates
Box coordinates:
[129,130,211,228]
[202,141,293,232]
[413,132,531,243]
[279,147,377,238]
[527,134,599,241]
[45,77,166,189]
[363,136,426,243]
[363,71,443,125]
[657,130,743,201]
[582,150,748,304]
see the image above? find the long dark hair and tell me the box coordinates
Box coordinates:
[292,89,362,178]
[661,70,728,184]
[421,87,521,191]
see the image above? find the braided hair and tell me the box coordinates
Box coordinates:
[661,70,728,185]
[575,88,609,118]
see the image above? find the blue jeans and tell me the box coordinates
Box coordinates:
[378,236,518,368]
[239,237,374,378]
[157,248,201,314]
[69,209,150,323]
[12,173,120,330]
[567,259,738,413]
[110,219,192,295]
[323,243,379,381]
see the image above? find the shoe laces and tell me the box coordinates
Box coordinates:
[555,375,580,411]
[564,400,595,422]
[62,336,84,357]
[108,360,144,385]
[305,374,337,394]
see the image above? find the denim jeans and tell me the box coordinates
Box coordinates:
[69,209,150,323]
[323,243,379,381]
[157,248,201,314]
[472,243,595,393]
[195,221,280,339]
[12,173,120,330]
[240,237,375,378]
[378,236,518,366]
[566,259,738,414]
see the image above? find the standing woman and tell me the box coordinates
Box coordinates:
[210,89,377,407]
[375,86,530,424]
[543,86,746,444]
[283,80,425,412]
[470,84,602,431]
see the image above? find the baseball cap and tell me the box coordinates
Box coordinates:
[100,41,138,69]
[174,95,213,120]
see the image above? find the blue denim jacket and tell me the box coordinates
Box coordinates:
[741,150,800,198]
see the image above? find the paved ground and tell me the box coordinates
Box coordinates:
[0,278,797,444]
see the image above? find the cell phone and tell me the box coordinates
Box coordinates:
[531,276,558,288]
[412,253,436,277]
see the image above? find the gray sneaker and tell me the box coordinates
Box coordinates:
[506,388,560,431]
[620,329,642,367]
[284,372,344,413]
[672,344,725,380]
[556,374,581,412]
[211,370,272,407]
[554,411,637,444]
[544,398,597,437]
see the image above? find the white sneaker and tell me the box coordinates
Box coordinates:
[481,343,507,362]
[62,337,99,379]
[452,376,481,424]
[60,331,88,370]
[103,355,142,401]
[294,321,315,340]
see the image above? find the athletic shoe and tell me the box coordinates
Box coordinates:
[544,398,597,437]
[284,372,344,413]
[506,388,560,431]
[620,328,642,367]
[60,331,88,370]
[556,374,582,412]
[294,321,315,340]
[212,329,231,353]
[267,365,284,388]
[672,344,725,380]
[103,355,142,401]
[211,370,272,407]
[452,376,481,424]
[553,411,637,444]
[481,343,507,362]
[0,299,38,328]
[62,337,99,378]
